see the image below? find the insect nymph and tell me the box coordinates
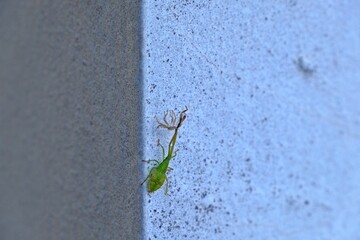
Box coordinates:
[141,107,188,194]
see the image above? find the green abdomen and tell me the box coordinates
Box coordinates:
[147,168,166,192]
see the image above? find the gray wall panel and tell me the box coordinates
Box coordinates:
[0,1,142,239]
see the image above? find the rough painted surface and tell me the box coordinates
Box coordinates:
[0,1,142,239]
[142,1,360,239]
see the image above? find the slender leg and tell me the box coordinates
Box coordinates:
[141,174,151,186]
[170,150,177,159]
[142,159,159,165]
[157,139,165,160]
[167,167,173,172]
[156,110,177,130]
[170,110,176,126]
[163,111,169,125]
[165,175,169,195]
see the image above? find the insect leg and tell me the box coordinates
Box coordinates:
[170,150,177,159]
[170,110,176,126]
[157,139,165,160]
[142,159,160,165]
[163,111,169,126]
[165,175,169,195]
[141,173,151,186]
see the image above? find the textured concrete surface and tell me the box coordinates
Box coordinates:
[142,1,360,239]
[0,1,142,239]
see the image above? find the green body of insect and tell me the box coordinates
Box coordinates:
[141,107,188,194]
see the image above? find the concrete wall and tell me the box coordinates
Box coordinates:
[142,1,360,239]
[1,1,360,240]
[0,1,142,239]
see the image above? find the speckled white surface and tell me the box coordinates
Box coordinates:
[142,1,360,239]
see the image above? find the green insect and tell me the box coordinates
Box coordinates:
[141,106,188,194]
